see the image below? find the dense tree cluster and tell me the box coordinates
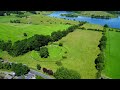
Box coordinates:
[54,67,81,79]
[0,60,30,76]
[39,47,49,58]
[8,34,51,56]
[0,40,12,52]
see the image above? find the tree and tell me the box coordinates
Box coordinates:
[24,33,27,37]
[37,64,41,70]
[39,47,49,58]
[54,67,81,79]
[59,42,63,46]
[104,24,109,28]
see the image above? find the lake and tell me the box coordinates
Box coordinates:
[48,11,120,29]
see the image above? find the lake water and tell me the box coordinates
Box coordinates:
[48,11,120,29]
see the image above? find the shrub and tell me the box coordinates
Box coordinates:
[95,63,105,71]
[62,55,67,59]
[54,67,81,79]
[59,42,63,46]
[23,33,27,37]
[55,61,62,66]
[39,47,49,58]
[37,64,41,70]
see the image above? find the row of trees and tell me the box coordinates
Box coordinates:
[91,15,111,19]
[95,25,107,78]
[0,60,30,76]
[61,14,78,17]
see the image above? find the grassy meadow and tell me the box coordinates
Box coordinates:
[0,29,102,79]
[103,31,120,78]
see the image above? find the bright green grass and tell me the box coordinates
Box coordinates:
[81,23,104,30]
[0,23,70,43]
[1,30,102,79]
[103,31,120,78]
[0,15,20,23]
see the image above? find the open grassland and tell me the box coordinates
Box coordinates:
[0,23,70,43]
[103,31,120,79]
[81,23,104,30]
[20,14,79,25]
[74,11,117,18]
[0,30,102,79]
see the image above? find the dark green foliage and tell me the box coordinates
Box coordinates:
[104,24,109,28]
[91,15,111,19]
[59,42,63,46]
[95,63,105,71]
[61,14,78,17]
[10,20,21,23]
[95,53,104,64]
[39,47,49,58]
[96,71,101,78]
[23,33,27,37]
[0,40,12,52]
[37,64,41,70]
[8,34,52,56]
[0,61,30,76]
[62,55,67,59]
[54,67,81,79]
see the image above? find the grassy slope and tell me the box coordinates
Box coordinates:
[103,31,120,78]
[1,30,102,79]
[20,14,79,25]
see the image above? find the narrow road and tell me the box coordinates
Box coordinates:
[30,69,55,79]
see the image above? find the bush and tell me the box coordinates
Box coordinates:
[59,42,63,46]
[54,67,81,79]
[95,63,105,71]
[39,47,49,58]
[23,33,27,37]
[37,64,41,70]
[55,61,62,66]
[62,55,67,59]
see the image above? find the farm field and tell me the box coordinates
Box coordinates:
[0,23,70,43]
[103,31,120,79]
[0,30,102,79]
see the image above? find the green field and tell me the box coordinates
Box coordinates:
[0,23,70,43]
[103,31,120,78]
[0,30,102,79]
[81,23,104,30]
